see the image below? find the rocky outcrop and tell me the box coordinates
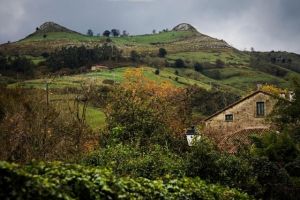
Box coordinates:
[28,21,82,36]
[172,23,198,32]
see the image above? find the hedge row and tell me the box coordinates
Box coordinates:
[0,161,252,200]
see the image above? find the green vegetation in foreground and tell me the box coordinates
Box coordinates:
[0,161,252,200]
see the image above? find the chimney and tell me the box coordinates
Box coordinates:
[256,84,262,90]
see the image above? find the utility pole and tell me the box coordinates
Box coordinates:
[46,80,49,107]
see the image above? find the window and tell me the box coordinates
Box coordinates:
[225,114,233,121]
[256,102,265,117]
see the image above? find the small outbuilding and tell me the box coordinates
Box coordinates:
[91,65,108,71]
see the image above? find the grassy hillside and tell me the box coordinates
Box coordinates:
[2,22,300,95]
[0,24,231,56]
[9,66,211,90]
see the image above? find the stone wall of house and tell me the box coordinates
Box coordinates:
[203,92,278,143]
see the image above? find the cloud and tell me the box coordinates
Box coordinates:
[0,0,299,53]
[107,0,155,2]
[0,0,28,41]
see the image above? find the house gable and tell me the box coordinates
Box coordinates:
[203,90,279,151]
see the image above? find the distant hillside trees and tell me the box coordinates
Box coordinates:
[122,30,129,37]
[111,29,120,37]
[46,45,122,71]
[103,30,111,37]
[249,52,291,77]
[189,86,240,116]
[158,48,167,58]
[215,59,225,68]
[194,62,203,72]
[87,29,94,36]
[0,54,35,77]
[130,50,140,63]
[174,59,185,68]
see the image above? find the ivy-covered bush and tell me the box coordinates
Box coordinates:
[0,161,252,200]
[83,144,186,179]
[185,138,258,196]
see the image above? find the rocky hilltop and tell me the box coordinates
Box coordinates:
[172,23,198,32]
[27,21,81,37]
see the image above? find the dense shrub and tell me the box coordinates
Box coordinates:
[0,161,252,200]
[194,62,203,72]
[47,45,122,71]
[0,55,35,77]
[84,144,186,179]
[158,48,167,58]
[215,59,225,68]
[185,138,256,193]
[202,69,221,80]
[174,58,185,68]
[105,69,191,147]
[0,88,92,163]
[102,79,115,85]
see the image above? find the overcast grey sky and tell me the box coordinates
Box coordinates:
[0,0,300,53]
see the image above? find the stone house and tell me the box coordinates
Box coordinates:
[203,90,280,152]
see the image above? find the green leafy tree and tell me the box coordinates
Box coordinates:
[174,59,185,68]
[87,29,93,36]
[111,29,120,37]
[194,62,203,72]
[271,79,300,141]
[130,50,140,63]
[158,48,167,58]
[215,59,225,68]
[103,30,110,37]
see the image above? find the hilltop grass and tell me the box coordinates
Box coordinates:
[113,31,196,45]
[20,32,102,43]
[20,31,196,46]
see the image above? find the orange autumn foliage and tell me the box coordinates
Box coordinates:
[260,84,288,96]
[105,67,191,145]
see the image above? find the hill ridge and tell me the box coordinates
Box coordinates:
[172,23,198,32]
[27,21,82,37]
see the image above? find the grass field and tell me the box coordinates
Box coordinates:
[50,93,106,131]
[20,31,196,46]
[85,106,106,131]
[10,66,211,90]
[167,50,250,66]
[3,27,230,56]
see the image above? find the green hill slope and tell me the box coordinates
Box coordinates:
[0,22,232,56]
[1,21,300,93]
